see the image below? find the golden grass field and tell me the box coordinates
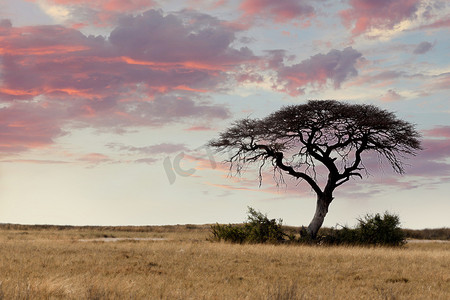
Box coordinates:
[0,224,448,299]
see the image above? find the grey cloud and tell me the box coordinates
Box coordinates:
[134,158,159,164]
[413,41,434,54]
[109,9,255,64]
[109,143,188,155]
[272,47,363,95]
[0,19,12,28]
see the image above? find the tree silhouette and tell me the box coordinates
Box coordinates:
[209,100,422,238]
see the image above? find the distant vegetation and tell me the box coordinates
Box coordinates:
[0,220,448,241]
[402,228,450,240]
[210,207,449,246]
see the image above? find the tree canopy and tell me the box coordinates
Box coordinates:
[209,100,422,238]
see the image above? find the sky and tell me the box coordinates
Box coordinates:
[0,0,449,229]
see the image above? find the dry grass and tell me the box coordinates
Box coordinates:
[0,225,448,299]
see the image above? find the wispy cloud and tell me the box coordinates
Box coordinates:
[108,143,188,155]
[412,15,450,30]
[0,159,70,164]
[236,0,314,28]
[78,152,111,164]
[340,0,421,37]
[423,125,450,138]
[34,0,158,27]
[380,89,404,102]
[134,157,158,165]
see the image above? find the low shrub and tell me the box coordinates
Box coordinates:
[210,207,289,244]
[244,207,287,243]
[210,223,247,244]
[357,212,405,246]
[319,226,359,245]
[320,212,406,247]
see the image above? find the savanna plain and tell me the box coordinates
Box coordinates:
[0,224,448,299]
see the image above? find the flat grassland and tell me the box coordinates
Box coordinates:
[0,224,448,299]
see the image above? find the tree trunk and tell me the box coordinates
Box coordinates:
[307,195,332,239]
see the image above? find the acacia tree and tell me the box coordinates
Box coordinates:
[209,100,421,239]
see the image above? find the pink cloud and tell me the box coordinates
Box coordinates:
[207,182,255,192]
[347,70,404,87]
[0,102,66,153]
[204,170,315,197]
[182,154,225,173]
[28,0,158,27]
[35,0,156,11]
[109,10,255,67]
[1,10,255,103]
[380,89,404,102]
[185,126,213,131]
[79,153,111,164]
[269,47,363,96]
[424,73,450,91]
[239,0,314,24]
[0,159,70,164]
[423,126,450,138]
[1,10,257,154]
[340,0,421,36]
[419,138,450,161]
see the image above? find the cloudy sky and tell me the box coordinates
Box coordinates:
[0,0,449,228]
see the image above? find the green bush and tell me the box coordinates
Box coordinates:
[244,207,286,243]
[319,226,359,245]
[211,209,405,246]
[210,207,288,244]
[321,212,406,246]
[356,212,405,246]
[210,223,247,244]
